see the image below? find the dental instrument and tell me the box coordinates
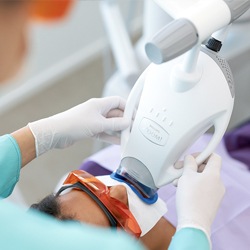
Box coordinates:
[112,0,250,203]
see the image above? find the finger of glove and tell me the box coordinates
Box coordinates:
[101,96,127,114]
[204,153,222,175]
[106,109,124,118]
[198,163,206,173]
[102,117,130,131]
[183,155,198,174]
[174,160,184,169]
[192,152,201,158]
[173,151,201,170]
[97,132,120,145]
[172,178,179,187]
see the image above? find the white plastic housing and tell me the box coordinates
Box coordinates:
[121,48,234,188]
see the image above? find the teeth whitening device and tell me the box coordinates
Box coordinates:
[112,0,250,204]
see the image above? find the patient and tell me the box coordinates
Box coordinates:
[31,170,176,250]
[31,134,250,250]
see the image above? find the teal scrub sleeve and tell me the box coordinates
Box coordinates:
[0,200,145,250]
[0,134,21,198]
[169,228,210,250]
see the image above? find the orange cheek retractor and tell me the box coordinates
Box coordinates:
[29,0,74,22]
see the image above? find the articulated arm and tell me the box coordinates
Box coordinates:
[147,0,250,64]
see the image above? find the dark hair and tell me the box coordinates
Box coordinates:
[30,194,75,221]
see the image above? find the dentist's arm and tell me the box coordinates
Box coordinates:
[169,154,225,250]
[28,96,130,156]
[11,126,36,167]
[13,96,129,166]
[0,96,129,198]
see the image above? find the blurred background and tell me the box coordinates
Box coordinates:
[1,0,250,206]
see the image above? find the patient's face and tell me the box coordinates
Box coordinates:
[58,185,128,227]
[56,180,175,250]
[0,1,29,83]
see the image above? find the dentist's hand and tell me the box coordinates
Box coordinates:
[28,96,130,156]
[175,153,225,242]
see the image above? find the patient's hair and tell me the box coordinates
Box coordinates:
[30,194,74,221]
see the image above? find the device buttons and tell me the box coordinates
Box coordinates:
[139,118,169,146]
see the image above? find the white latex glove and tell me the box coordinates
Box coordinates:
[172,152,207,186]
[175,153,225,245]
[28,96,130,156]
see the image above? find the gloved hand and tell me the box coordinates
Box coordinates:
[172,152,208,186]
[175,153,225,244]
[28,96,130,156]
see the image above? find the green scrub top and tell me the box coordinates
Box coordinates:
[0,134,210,250]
